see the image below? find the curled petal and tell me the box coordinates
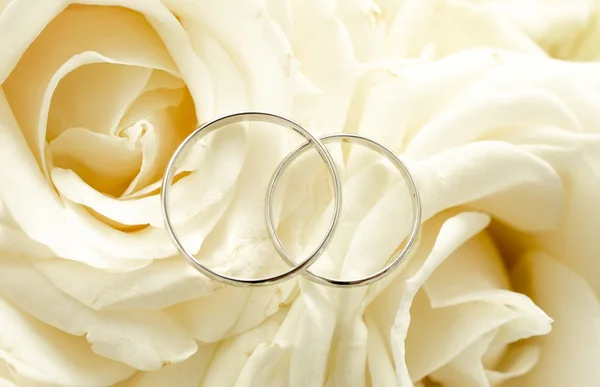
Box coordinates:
[32,258,218,310]
[387,0,544,59]
[511,128,600,296]
[200,311,285,386]
[128,344,216,387]
[406,90,579,159]
[0,295,134,386]
[506,252,600,386]
[0,257,197,371]
[390,212,492,385]
[0,361,17,387]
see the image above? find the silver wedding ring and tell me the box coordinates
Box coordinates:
[161,112,342,287]
[266,133,421,287]
[161,112,421,288]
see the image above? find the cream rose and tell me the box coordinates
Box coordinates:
[1,1,599,387]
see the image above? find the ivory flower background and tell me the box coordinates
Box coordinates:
[0,0,599,386]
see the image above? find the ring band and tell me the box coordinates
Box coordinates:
[265,133,421,287]
[161,112,343,287]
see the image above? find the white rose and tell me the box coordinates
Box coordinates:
[0,0,310,385]
[1,1,599,387]
[365,49,600,386]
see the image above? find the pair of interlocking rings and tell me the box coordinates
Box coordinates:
[161,112,421,288]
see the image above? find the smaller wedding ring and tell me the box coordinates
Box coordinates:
[265,133,421,287]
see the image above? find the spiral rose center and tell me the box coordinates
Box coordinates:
[46,63,195,198]
[3,4,198,210]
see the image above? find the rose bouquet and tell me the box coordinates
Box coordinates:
[0,1,598,386]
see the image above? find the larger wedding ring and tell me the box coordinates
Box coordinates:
[161,112,343,287]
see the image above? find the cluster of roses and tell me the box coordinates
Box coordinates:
[0,1,598,386]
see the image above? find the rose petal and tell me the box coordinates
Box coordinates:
[389,212,492,385]
[0,0,67,85]
[375,49,507,145]
[94,0,215,118]
[478,62,600,134]
[274,139,557,328]
[0,257,197,371]
[167,287,251,342]
[32,258,219,310]
[336,0,386,62]
[0,295,134,386]
[469,0,594,60]
[387,0,543,59]
[509,128,600,296]
[423,237,552,345]
[176,20,248,115]
[52,87,194,204]
[286,284,338,387]
[0,361,17,387]
[127,344,216,387]
[120,93,194,196]
[365,313,396,387]
[485,343,540,386]
[60,199,169,262]
[49,126,144,196]
[284,0,358,135]
[413,141,563,231]
[235,340,288,387]
[236,300,307,387]
[46,65,187,199]
[264,0,292,41]
[345,70,412,174]
[406,89,579,159]
[168,281,296,343]
[406,292,517,381]
[200,310,285,386]
[506,252,600,386]
[428,331,497,386]
[0,0,12,13]
[0,223,54,259]
[118,80,186,130]
[136,69,185,94]
[424,231,510,296]
[274,212,489,386]
[163,0,296,110]
[46,62,154,141]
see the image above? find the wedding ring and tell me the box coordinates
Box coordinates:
[265,133,421,287]
[161,112,343,287]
